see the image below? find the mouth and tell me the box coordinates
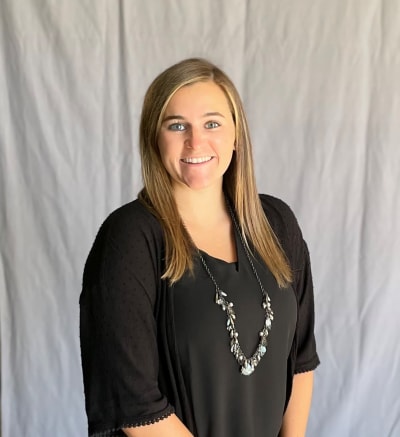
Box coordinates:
[180,156,214,164]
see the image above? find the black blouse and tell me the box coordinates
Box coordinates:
[79,194,320,436]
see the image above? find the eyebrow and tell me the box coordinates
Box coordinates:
[162,112,226,122]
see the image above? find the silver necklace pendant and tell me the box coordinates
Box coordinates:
[213,285,273,376]
[198,201,274,376]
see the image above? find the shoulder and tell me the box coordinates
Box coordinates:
[106,198,162,232]
[82,199,164,287]
[259,194,301,239]
[96,199,164,247]
[258,194,304,269]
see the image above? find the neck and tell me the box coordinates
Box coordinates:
[173,185,227,227]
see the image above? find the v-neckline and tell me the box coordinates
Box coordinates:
[197,222,241,272]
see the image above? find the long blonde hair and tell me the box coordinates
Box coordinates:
[138,58,292,287]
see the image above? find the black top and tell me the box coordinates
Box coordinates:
[79,194,320,436]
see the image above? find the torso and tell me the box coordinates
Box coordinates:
[170,220,298,437]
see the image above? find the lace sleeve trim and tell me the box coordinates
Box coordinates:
[89,406,175,436]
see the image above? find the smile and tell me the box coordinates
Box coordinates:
[181,156,213,164]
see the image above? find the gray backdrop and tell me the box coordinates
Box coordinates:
[1,0,399,436]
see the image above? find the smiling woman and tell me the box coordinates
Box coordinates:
[158,81,236,192]
[79,58,319,437]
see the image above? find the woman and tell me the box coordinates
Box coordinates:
[80,58,319,437]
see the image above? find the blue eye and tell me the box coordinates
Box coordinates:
[205,121,220,129]
[168,123,186,131]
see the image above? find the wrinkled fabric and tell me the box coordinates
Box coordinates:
[1,0,399,436]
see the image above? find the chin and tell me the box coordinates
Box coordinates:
[187,182,223,192]
[172,174,223,192]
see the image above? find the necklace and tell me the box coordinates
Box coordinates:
[197,203,273,376]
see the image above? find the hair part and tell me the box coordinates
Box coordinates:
[138,58,292,287]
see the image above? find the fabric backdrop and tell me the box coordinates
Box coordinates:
[1,1,399,436]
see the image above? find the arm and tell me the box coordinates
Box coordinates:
[80,205,176,435]
[123,414,193,437]
[259,197,319,436]
[280,371,314,437]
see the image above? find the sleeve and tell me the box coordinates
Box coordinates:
[260,195,320,374]
[291,238,320,374]
[79,207,174,436]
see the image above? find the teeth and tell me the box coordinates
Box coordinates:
[182,156,212,164]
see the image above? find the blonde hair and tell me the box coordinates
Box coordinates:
[138,58,292,287]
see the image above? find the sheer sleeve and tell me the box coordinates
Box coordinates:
[79,202,174,436]
[291,239,320,373]
[259,194,320,374]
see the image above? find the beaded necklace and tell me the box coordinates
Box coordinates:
[197,203,273,376]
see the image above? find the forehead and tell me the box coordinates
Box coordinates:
[164,81,232,114]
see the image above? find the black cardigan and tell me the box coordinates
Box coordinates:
[80,194,320,436]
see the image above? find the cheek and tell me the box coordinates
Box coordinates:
[157,141,180,177]
[216,134,236,153]
[158,132,178,157]
[157,137,170,163]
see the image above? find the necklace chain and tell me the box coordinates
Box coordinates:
[197,202,273,376]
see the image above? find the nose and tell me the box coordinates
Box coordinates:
[185,126,204,149]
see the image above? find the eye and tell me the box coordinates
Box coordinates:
[168,123,186,131]
[205,121,220,129]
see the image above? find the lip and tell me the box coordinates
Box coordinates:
[180,156,214,164]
